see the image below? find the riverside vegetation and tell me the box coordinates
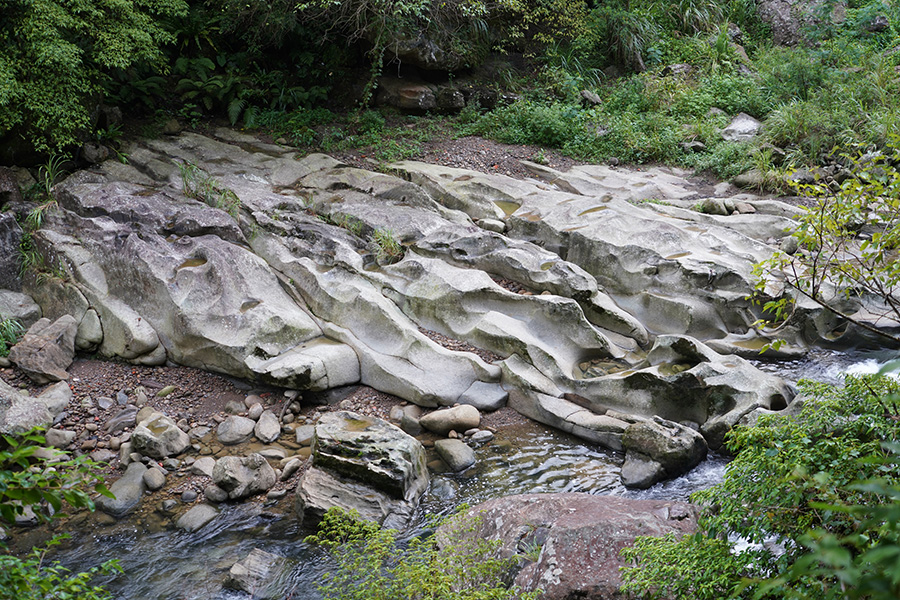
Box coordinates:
[4,0,900,598]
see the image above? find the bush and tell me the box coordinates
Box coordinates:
[620,375,900,599]
[0,0,187,153]
[1,430,117,599]
[306,507,541,600]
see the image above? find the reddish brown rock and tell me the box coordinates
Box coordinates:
[438,493,697,600]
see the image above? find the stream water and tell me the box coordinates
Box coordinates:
[47,348,896,600]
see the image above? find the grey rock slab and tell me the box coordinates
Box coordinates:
[0,290,40,327]
[131,413,190,458]
[252,231,497,406]
[312,411,429,503]
[191,456,216,477]
[176,503,218,533]
[254,410,281,443]
[217,415,256,445]
[224,548,292,600]
[456,380,508,412]
[420,405,481,436]
[97,462,147,517]
[212,453,277,499]
[434,439,476,472]
[506,335,794,452]
[9,316,77,383]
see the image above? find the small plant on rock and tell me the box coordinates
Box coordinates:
[0,318,24,357]
[177,161,242,218]
[371,228,403,265]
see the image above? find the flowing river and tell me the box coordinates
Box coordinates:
[44,348,895,600]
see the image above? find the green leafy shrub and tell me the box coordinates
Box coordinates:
[306,507,541,600]
[752,145,900,342]
[0,538,121,600]
[0,0,187,153]
[620,375,900,599]
[0,430,117,599]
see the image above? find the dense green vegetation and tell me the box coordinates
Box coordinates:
[0,430,117,599]
[2,0,898,184]
[306,506,542,600]
[620,375,900,599]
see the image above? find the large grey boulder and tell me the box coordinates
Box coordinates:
[438,493,697,600]
[131,413,190,459]
[0,377,65,434]
[212,453,277,500]
[296,411,428,527]
[8,315,77,383]
[621,416,708,488]
[97,462,147,517]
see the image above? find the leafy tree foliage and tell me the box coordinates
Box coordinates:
[0,430,117,600]
[753,146,900,345]
[306,507,542,600]
[0,0,187,153]
[620,375,900,599]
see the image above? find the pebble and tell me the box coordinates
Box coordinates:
[181,489,198,503]
[80,439,97,451]
[471,430,495,443]
[282,414,295,424]
[116,391,129,405]
[84,423,98,432]
[156,385,177,397]
[97,397,115,410]
[0,357,9,368]
[244,394,263,408]
[464,428,479,437]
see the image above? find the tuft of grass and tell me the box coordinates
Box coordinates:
[0,318,25,357]
[371,228,404,265]
[177,161,241,217]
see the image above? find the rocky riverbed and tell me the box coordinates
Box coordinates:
[0,127,883,598]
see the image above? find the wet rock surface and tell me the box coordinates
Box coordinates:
[441,493,698,600]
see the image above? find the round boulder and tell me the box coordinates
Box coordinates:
[419,405,481,436]
[217,415,256,445]
[212,453,277,500]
